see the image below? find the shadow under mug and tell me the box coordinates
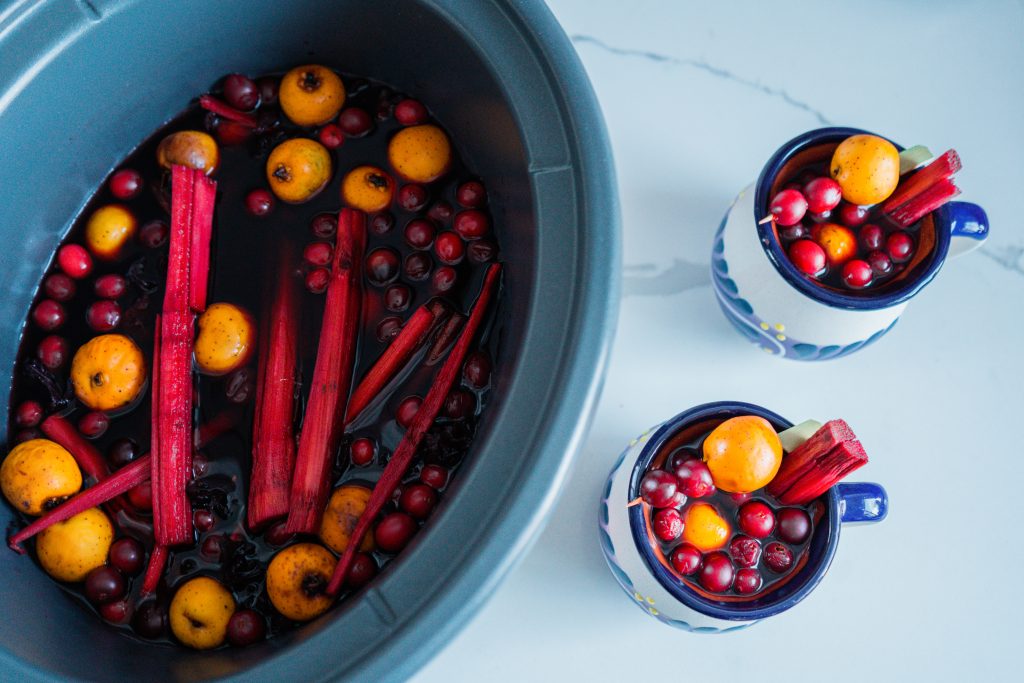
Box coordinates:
[599,401,887,632]
[711,127,989,361]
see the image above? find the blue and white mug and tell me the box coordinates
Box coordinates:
[712,127,989,361]
[598,401,887,633]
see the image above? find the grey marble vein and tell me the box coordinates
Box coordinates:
[623,259,709,297]
[980,243,1024,277]
[571,34,832,126]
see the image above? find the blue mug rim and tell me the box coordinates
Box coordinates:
[754,126,951,311]
[627,401,840,621]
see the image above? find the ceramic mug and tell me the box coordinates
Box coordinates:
[598,401,887,633]
[711,127,989,361]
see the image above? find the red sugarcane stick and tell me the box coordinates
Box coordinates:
[888,177,960,228]
[426,312,465,365]
[776,441,868,505]
[198,95,258,128]
[188,172,217,312]
[248,249,300,529]
[881,149,961,214]
[149,316,163,537]
[345,300,448,426]
[285,209,366,534]
[327,263,502,595]
[141,544,168,596]
[39,414,110,482]
[7,455,151,553]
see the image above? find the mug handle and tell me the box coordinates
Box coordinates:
[946,201,989,257]
[836,482,888,524]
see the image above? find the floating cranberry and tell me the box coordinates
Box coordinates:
[57,244,93,279]
[803,177,842,213]
[215,119,252,146]
[396,396,422,428]
[224,367,255,404]
[227,609,266,647]
[699,551,735,593]
[443,388,476,419]
[776,508,812,544]
[193,509,216,533]
[347,553,378,588]
[867,250,893,276]
[223,73,260,110]
[403,252,432,281]
[886,231,914,263]
[769,189,808,227]
[859,224,885,251]
[671,457,715,498]
[303,241,333,267]
[310,212,337,239]
[376,316,403,342]
[14,400,42,428]
[842,259,873,289]
[670,543,703,576]
[318,123,345,149]
[728,535,762,568]
[13,429,40,444]
[43,273,75,301]
[127,480,152,511]
[432,266,457,293]
[434,232,465,265]
[138,219,168,248]
[106,437,139,470]
[100,599,133,624]
[734,568,763,595]
[398,184,428,212]
[763,542,793,573]
[652,508,684,542]
[420,464,449,490]
[265,521,294,546]
[351,438,375,466]
[467,239,497,263]
[109,169,143,200]
[245,188,275,217]
[639,470,679,508]
[33,300,64,331]
[394,98,428,126]
[404,219,436,249]
[305,267,330,294]
[86,300,121,332]
[366,247,401,286]
[453,210,489,241]
[108,537,144,575]
[427,200,454,223]
[84,565,126,604]
[456,180,487,208]
[375,512,417,552]
[78,411,109,439]
[779,224,807,241]
[838,202,870,228]
[382,285,411,314]
[463,350,492,388]
[338,107,372,137]
[94,274,127,299]
[200,534,224,561]
[400,483,438,520]
[788,239,827,277]
[257,76,279,105]
[729,492,752,504]
[737,500,775,539]
[132,601,167,639]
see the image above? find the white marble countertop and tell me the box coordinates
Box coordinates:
[416,1,1024,680]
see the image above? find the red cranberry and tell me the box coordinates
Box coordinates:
[193,509,216,533]
[729,492,752,504]
[310,212,337,239]
[728,535,762,568]
[652,508,684,542]
[33,300,64,331]
[86,300,121,331]
[394,98,428,126]
[427,200,454,223]
[769,189,808,226]
[404,252,433,281]
[398,184,428,212]
[257,76,279,105]
[374,512,417,552]
[803,177,842,213]
[351,438,375,466]
[216,119,252,146]
[383,284,411,313]
[699,551,735,593]
[107,437,138,469]
[132,601,167,639]
[84,565,126,603]
[303,241,333,267]
[265,521,294,546]
[838,202,870,227]
[305,267,330,294]
[670,543,703,576]
[443,388,476,419]
[671,457,715,498]
[108,537,144,575]
[867,250,893,276]
[842,259,873,289]
[788,239,827,277]
[201,534,224,560]
[432,266,457,293]
[776,508,812,544]
[338,107,372,137]
[467,239,497,263]
[639,470,679,508]
[78,411,109,438]
[453,210,489,240]
[127,480,152,511]
[37,335,69,370]
[94,274,127,299]
[396,396,422,428]
[886,231,914,263]
[245,188,275,217]
[420,464,449,490]
[400,483,438,520]
[463,350,492,388]
[13,429,40,444]
[456,180,487,208]
[763,542,793,572]
[434,232,465,265]
[404,219,436,249]
[734,567,763,595]
[347,553,378,588]
[376,316,403,342]
[737,500,775,539]
[366,247,401,286]
[318,123,345,149]
[227,609,266,647]
[109,169,143,200]
[369,212,395,235]
[57,244,93,279]
[859,224,885,251]
[138,219,168,248]
[43,273,75,301]
[100,599,133,624]
[779,224,807,241]
[15,401,43,428]
[223,73,260,110]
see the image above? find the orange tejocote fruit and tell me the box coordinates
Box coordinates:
[266,543,336,622]
[829,134,900,205]
[71,333,146,412]
[811,223,857,266]
[194,302,255,375]
[85,204,137,261]
[156,130,220,176]
[279,65,346,126]
[702,416,783,494]
[266,138,332,204]
[319,485,375,554]
[341,165,395,212]
[681,502,730,551]
[387,124,451,183]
